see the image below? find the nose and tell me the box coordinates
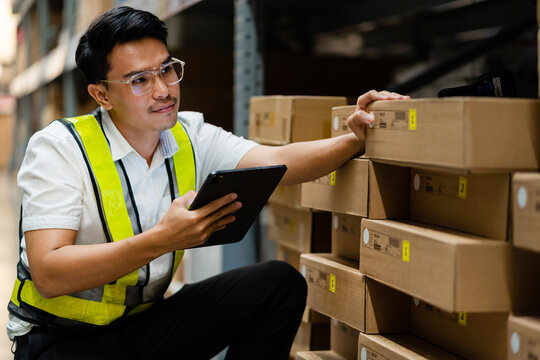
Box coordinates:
[152,73,170,98]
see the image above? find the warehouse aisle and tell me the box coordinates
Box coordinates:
[0,170,19,358]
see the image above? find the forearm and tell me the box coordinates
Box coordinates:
[239,133,363,185]
[27,191,239,298]
[27,228,166,298]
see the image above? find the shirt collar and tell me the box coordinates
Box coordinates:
[99,107,179,161]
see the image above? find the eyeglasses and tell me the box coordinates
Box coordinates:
[100,58,185,96]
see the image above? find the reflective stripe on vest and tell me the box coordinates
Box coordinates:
[10,114,196,326]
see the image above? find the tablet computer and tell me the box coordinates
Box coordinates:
[188,164,287,248]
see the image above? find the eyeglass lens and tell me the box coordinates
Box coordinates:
[131,61,183,95]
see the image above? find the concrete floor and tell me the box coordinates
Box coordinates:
[0,170,20,358]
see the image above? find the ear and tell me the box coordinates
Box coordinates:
[87,83,113,111]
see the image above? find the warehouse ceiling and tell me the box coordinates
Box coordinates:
[257,0,535,58]
[185,0,536,96]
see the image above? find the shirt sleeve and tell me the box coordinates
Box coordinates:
[18,122,87,232]
[178,111,259,190]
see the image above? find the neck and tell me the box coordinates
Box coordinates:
[109,114,160,167]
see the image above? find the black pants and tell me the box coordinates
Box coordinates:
[14,260,307,360]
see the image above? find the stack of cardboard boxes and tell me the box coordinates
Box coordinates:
[249,96,347,357]
[507,6,540,359]
[362,98,540,360]
[250,94,540,359]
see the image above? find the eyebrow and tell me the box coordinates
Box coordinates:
[122,55,173,79]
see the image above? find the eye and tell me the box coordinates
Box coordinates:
[161,64,173,74]
[132,73,150,85]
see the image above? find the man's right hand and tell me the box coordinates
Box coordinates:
[153,191,242,251]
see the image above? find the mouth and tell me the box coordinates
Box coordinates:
[153,103,175,113]
[151,99,177,114]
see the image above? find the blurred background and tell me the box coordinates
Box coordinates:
[0,0,536,356]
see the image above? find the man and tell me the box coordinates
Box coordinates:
[8,6,408,359]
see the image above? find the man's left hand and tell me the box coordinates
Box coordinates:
[347,90,410,142]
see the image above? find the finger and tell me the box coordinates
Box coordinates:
[378,90,394,98]
[348,110,374,127]
[207,201,242,224]
[194,192,238,217]
[356,90,389,110]
[177,190,197,209]
[389,92,410,99]
[209,215,237,234]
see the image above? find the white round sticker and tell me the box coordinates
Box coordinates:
[517,186,528,209]
[333,116,339,131]
[413,174,420,191]
[413,297,420,306]
[363,228,369,245]
[301,264,306,278]
[333,215,339,230]
[360,347,367,360]
[511,331,520,354]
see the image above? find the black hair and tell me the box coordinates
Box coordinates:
[75,6,168,84]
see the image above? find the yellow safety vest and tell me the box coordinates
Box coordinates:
[8,111,196,326]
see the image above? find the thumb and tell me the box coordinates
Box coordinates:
[179,190,197,209]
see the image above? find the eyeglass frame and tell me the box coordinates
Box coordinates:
[99,57,185,96]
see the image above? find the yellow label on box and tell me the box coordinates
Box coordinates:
[330,171,336,186]
[413,172,467,200]
[288,219,296,234]
[408,109,417,130]
[416,299,468,327]
[402,240,410,262]
[329,274,336,293]
[458,312,467,327]
[458,176,468,200]
[364,229,404,261]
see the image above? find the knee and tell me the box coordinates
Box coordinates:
[262,260,307,304]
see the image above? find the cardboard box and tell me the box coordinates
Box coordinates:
[295,351,344,360]
[292,319,330,356]
[269,184,305,210]
[410,169,510,240]
[293,308,330,356]
[0,114,14,168]
[300,253,410,332]
[411,299,508,360]
[358,333,461,360]
[277,244,301,271]
[268,204,331,253]
[332,213,362,261]
[508,315,540,360]
[360,218,510,312]
[301,158,409,218]
[76,0,114,34]
[512,172,540,252]
[331,319,359,360]
[248,96,347,145]
[331,105,356,137]
[365,98,540,172]
[508,247,540,313]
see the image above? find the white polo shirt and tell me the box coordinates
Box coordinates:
[7,107,258,339]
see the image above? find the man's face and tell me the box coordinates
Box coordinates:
[104,37,180,136]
